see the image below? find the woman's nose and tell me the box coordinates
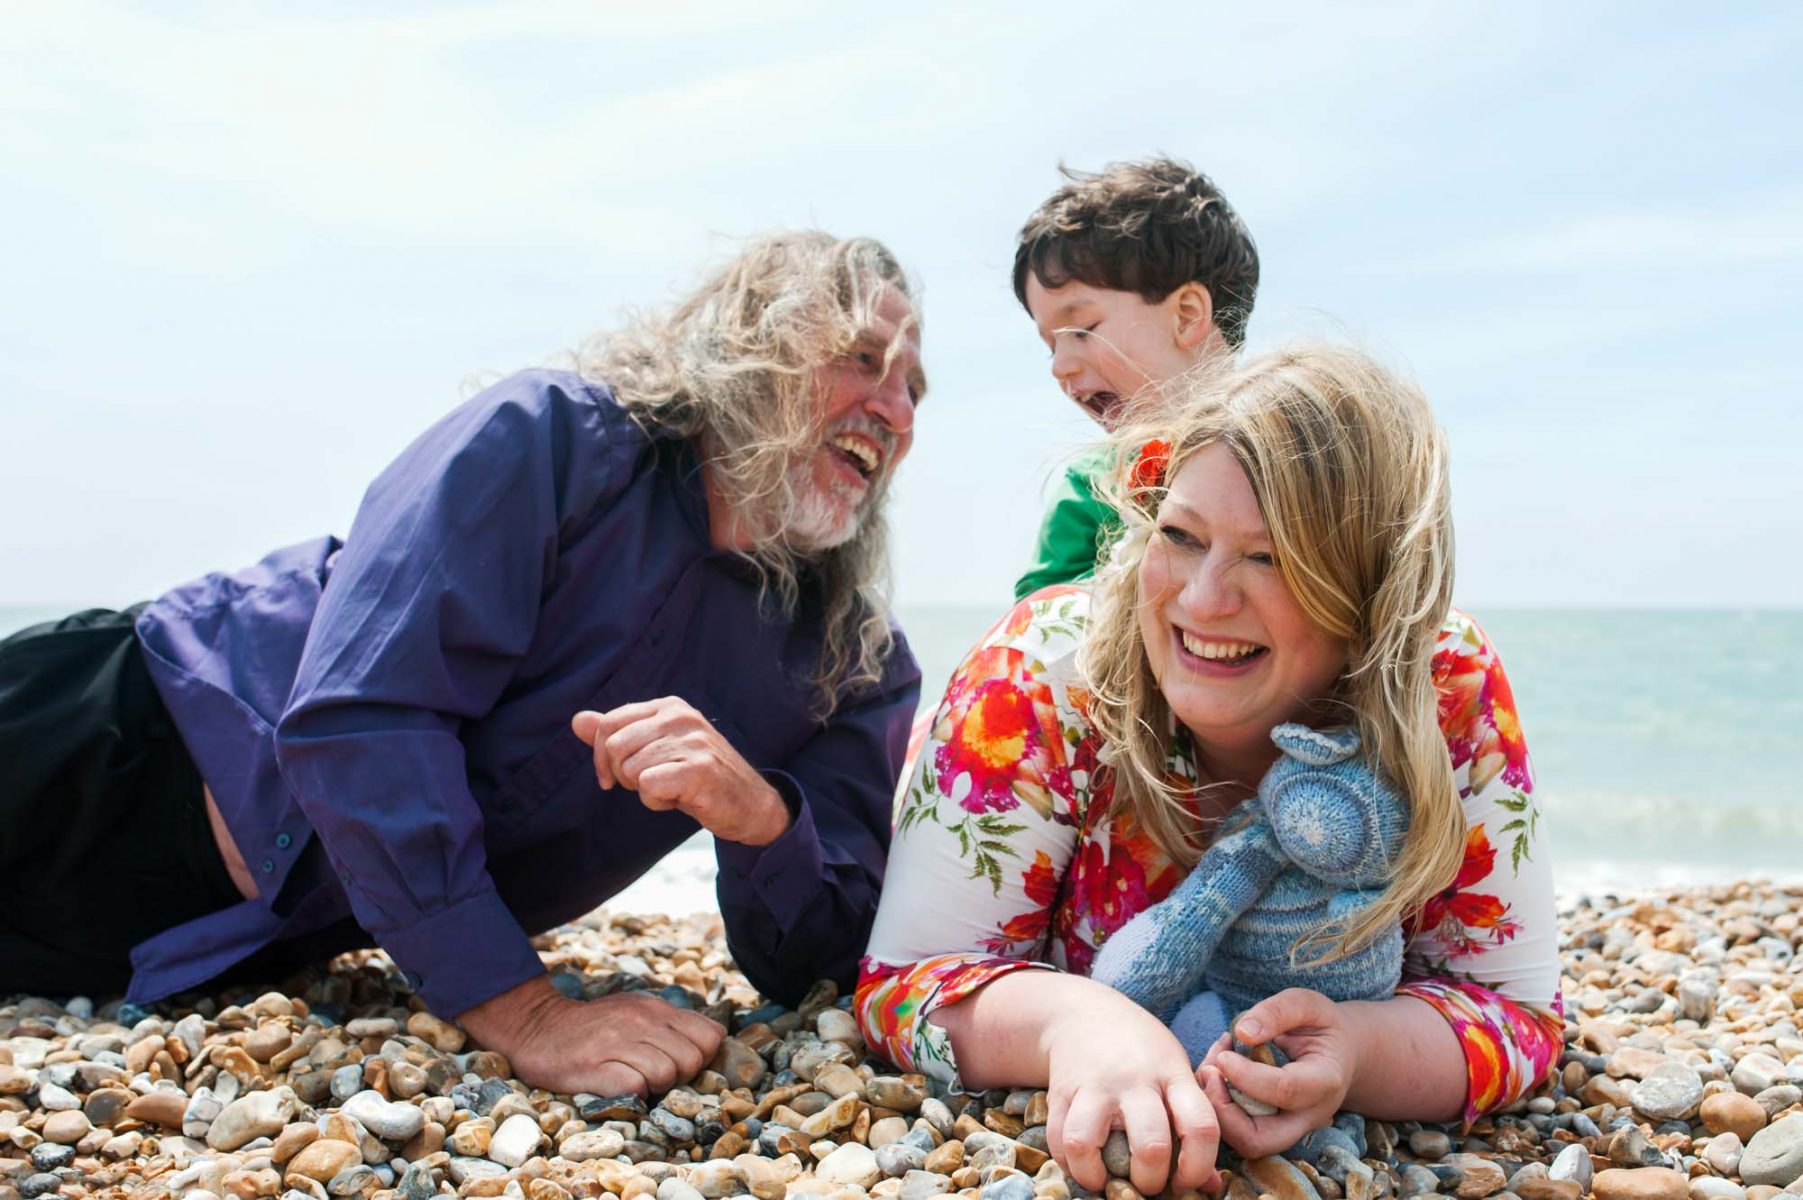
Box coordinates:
[1180,559,1242,618]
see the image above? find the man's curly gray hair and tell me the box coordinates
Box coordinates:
[577,231,919,717]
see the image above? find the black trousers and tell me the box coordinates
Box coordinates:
[0,607,242,999]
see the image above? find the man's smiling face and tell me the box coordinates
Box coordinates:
[787,284,925,552]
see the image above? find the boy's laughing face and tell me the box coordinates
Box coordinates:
[1024,275,1214,430]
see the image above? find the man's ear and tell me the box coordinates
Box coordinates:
[1172,283,1216,351]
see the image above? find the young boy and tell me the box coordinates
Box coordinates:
[1013,158,1261,598]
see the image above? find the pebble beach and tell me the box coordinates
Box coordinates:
[4,882,1803,1200]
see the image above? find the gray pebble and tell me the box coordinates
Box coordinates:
[981,1173,1037,1200]
[1548,1143,1593,1191]
[1102,1129,1131,1179]
[1401,1164,1442,1196]
[30,1144,75,1171]
[330,1063,365,1103]
[650,1107,697,1142]
[877,1142,927,1177]
[900,1171,954,1200]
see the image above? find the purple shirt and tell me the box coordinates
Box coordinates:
[129,369,919,1017]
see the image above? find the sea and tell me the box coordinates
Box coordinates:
[7,602,1799,913]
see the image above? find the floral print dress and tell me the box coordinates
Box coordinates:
[856,587,1563,1125]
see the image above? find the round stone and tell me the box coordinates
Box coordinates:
[816,1143,881,1190]
[1704,1093,1770,1141]
[341,1090,425,1142]
[1742,1115,1803,1187]
[1411,1130,1453,1160]
[41,1110,92,1145]
[1593,1168,1688,1200]
[1634,1062,1705,1121]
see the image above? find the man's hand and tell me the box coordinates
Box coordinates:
[573,699,790,846]
[458,975,725,1097]
[1196,988,1358,1158]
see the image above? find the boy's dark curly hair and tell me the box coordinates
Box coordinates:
[1013,157,1260,347]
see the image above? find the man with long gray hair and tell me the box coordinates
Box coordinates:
[0,232,925,1097]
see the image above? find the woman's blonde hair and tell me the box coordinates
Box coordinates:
[1080,343,1464,959]
[577,232,918,717]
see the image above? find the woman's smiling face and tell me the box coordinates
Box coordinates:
[1137,442,1350,754]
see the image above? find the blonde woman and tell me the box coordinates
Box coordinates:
[857,345,1560,1195]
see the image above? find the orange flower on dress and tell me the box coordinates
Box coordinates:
[933,651,1063,817]
[981,851,1062,953]
[1412,824,1523,953]
[1435,636,1532,797]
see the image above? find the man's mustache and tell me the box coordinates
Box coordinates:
[825,416,898,467]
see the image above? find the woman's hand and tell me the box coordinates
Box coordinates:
[1042,991,1223,1196]
[1197,988,1357,1158]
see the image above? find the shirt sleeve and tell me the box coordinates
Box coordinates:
[1014,451,1116,601]
[855,593,1090,1089]
[712,640,921,1009]
[1401,611,1564,1124]
[274,372,626,1018]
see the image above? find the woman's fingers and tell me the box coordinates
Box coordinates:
[1162,1074,1223,1192]
[1215,1044,1340,1111]
[1199,1063,1305,1159]
[1234,988,1333,1044]
[1118,1088,1175,1195]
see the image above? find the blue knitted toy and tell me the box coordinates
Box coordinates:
[1089,723,1411,1066]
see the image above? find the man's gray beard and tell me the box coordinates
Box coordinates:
[778,458,867,554]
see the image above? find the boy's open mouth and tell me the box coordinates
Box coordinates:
[1075,390,1120,421]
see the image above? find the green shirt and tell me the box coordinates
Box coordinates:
[1014,448,1118,601]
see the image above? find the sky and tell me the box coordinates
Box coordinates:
[3,2,1799,613]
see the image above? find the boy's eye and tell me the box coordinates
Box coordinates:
[1047,324,1100,354]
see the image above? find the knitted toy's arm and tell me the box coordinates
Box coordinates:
[1089,814,1288,1021]
[1262,724,1411,889]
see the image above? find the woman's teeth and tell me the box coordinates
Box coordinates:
[831,435,879,478]
[1179,630,1264,661]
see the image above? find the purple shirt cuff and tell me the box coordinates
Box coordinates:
[371,886,546,1017]
[713,769,823,930]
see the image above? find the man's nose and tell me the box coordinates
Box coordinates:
[865,370,916,435]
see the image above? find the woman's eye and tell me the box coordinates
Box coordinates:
[1158,525,1198,548]
[1247,552,1276,566]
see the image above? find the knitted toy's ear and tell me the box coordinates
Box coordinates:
[1269,723,1360,766]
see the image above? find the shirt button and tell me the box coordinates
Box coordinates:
[260,858,275,874]
[275,833,292,850]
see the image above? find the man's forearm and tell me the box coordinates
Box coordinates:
[1339,995,1466,1121]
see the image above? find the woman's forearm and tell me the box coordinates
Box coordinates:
[928,968,1140,1090]
[1340,995,1467,1121]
